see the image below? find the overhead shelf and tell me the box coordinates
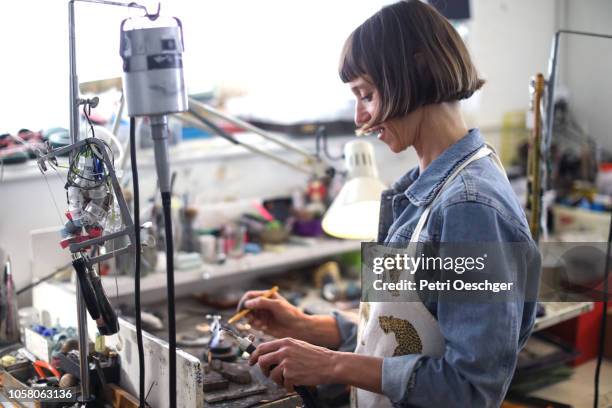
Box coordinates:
[100,237,362,304]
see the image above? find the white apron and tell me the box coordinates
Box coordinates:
[352,145,506,408]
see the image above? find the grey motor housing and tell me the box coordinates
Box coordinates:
[120,18,188,117]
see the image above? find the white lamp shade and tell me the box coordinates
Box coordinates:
[322,176,386,240]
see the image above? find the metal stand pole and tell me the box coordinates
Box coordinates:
[64,1,150,405]
[68,0,79,148]
[75,284,92,405]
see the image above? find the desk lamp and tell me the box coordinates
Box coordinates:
[322,140,385,240]
[183,99,385,241]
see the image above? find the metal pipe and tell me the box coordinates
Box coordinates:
[75,284,91,403]
[68,1,79,151]
[69,3,91,404]
[150,116,171,194]
[557,29,612,40]
[545,29,612,150]
[545,31,559,152]
[111,94,125,137]
[73,0,147,10]
[182,111,315,175]
[188,97,316,160]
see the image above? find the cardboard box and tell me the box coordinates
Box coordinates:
[23,329,52,363]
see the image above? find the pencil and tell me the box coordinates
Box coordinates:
[227,286,279,324]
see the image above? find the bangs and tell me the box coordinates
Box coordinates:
[338,28,367,83]
[339,0,483,131]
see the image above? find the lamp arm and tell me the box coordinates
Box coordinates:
[184,99,333,178]
[179,111,321,176]
[187,98,330,173]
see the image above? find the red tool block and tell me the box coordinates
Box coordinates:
[546,301,605,365]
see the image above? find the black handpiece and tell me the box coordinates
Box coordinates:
[90,274,119,335]
[72,255,119,335]
[72,256,102,319]
[224,330,319,408]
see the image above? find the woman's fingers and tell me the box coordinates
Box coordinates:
[236,290,301,338]
[269,365,296,392]
[237,290,280,312]
[269,364,285,387]
[243,297,281,313]
[253,338,334,389]
[280,367,295,392]
[248,317,263,330]
[236,291,263,312]
[247,311,270,330]
[248,338,291,365]
[257,349,285,376]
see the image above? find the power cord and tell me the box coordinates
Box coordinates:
[594,212,611,408]
[83,102,96,139]
[129,117,146,408]
[315,126,344,161]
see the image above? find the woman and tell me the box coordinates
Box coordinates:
[240,1,540,407]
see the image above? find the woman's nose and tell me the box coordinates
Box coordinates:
[354,103,371,127]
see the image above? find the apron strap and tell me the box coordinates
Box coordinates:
[487,144,508,180]
[409,144,506,243]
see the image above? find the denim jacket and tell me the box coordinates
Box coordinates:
[334,129,541,407]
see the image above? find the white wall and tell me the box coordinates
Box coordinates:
[0,0,384,134]
[0,0,562,133]
[466,0,558,128]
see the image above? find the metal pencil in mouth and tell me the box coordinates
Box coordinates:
[355,127,383,137]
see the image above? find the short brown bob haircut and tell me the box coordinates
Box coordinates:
[340,0,484,131]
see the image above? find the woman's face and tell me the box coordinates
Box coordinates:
[349,75,421,153]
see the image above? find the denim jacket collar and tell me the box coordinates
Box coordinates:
[387,128,485,207]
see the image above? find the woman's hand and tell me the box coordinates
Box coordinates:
[237,290,309,340]
[250,338,384,394]
[248,337,336,391]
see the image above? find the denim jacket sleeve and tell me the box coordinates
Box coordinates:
[381,201,539,408]
[332,310,358,352]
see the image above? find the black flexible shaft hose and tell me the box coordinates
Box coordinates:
[594,213,611,408]
[161,190,177,408]
[295,386,319,408]
[268,363,317,407]
[129,117,146,408]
